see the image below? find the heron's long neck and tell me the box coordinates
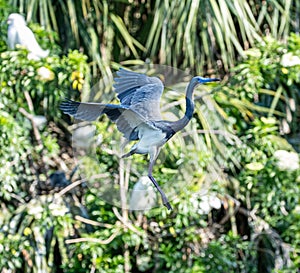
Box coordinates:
[172,78,198,132]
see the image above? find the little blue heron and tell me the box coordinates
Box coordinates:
[60,68,220,210]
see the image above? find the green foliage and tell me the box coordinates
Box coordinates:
[235,117,300,226]
[0,233,28,269]
[0,109,31,200]
[215,34,300,270]
[0,47,89,202]
[0,18,90,271]
[0,195,74,272]
[0,1,299,273]
[62,193,256,273]
[230,34,300,135]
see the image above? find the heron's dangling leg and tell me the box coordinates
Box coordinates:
[148,147,172,210]
[148,175,172,210]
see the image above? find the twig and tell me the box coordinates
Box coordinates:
[219,195,241,225]
[65,228,121,245]
[237,207,271,231]
[55,173,108,199]
[19,108,43,146]
[75,215,113,228]
[55,178,85,198]
[10,193,25,204]
[90,262,96,273]
[22,91,41,144]
[119,156,127,213]
[112,207,144,236]
[19,107,49,173]
[119,150,131,273]
[24,90,34,112]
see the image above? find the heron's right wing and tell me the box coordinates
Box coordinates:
[113,69,164,121]
[60,99,156,140]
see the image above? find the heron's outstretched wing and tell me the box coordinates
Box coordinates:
[113,68,164,121]
[60,99,157,140]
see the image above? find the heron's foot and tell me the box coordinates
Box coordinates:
[160,190,172,210]
[164,200,172,210]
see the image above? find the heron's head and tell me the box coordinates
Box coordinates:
[196,76,220,84]
[7,13,26,26]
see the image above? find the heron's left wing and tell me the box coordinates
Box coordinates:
[113,68,164,121]
[60,99,157,140]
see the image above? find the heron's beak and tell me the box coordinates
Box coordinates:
[201,78,220,84]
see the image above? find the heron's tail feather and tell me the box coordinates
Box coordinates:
[60,99,130,122]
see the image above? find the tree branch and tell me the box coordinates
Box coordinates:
[65,228,121,245]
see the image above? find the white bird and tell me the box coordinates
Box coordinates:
[7,13,49,60]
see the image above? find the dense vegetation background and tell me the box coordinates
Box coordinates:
[0,0,299,272]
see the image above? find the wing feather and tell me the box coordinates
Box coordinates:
[113,68,164,120]
[60,99,158,140]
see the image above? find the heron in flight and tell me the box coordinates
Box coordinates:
[60,69,220,210]
[7,13,49,60]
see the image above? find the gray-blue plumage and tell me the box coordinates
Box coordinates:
[114,69,164,120]
[60,68,220,209]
